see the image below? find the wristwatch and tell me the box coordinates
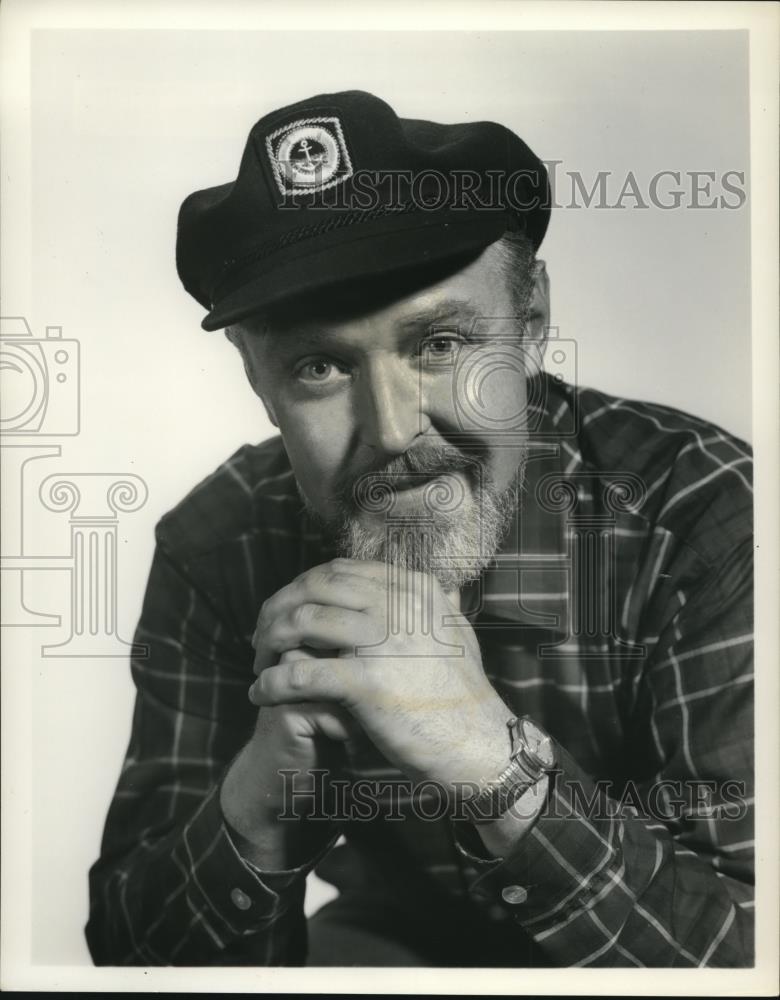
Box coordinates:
[462,715,556,825]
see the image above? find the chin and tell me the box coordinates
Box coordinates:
[298,460,524,589]
[335,490,517,592]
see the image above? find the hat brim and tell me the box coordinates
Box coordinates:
[201,211,509,331]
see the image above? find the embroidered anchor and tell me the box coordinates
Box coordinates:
[267,116,353,194]
[290,138,326,175]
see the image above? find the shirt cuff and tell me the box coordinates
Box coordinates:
[180,783,337,937]
[223,819,341,895]
[451,740,621,927]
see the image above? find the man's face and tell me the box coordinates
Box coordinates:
[234,241,549,592]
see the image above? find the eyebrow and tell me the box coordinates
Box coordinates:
[396,299,481,331]
[266,299,482,356]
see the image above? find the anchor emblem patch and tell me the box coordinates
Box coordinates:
[266,116,353,195]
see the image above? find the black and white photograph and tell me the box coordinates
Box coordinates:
[1,1,778,993]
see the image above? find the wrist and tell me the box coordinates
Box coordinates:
[220,750,335,871]
[220,744,281,845]
[449,696,515,793]
[475,772,550,859]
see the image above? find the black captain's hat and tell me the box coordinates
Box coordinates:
[176,90,551,331]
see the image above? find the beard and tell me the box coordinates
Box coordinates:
[300,444,525,593]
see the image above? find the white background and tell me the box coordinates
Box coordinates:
[2,3,777,992]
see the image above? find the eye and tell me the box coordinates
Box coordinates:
[293,357,350,385]
[419,332,463,365]
[427,338,456,354]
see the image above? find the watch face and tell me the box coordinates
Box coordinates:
[520,718,555,768]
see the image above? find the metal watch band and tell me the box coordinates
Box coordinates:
[461,758,537,824]
[462,716,555,825]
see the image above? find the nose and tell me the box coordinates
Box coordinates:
[357,354,429,455]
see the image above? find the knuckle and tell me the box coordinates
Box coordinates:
[288,659,311,691]
[315,563,337,584]
[328,569,357,590]
[304,567,325,592]
[291,576,309,605]
[292,602,315,630]
[316,566,344,594]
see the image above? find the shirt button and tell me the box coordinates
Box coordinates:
[230,888,252,911]
[501,884,528,905]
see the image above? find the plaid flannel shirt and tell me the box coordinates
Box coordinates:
[86,373,754,966]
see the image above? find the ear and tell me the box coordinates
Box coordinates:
[250,368,280,429]
[225,325,279,428]
[526,260,551,347]
[260,392,279,428]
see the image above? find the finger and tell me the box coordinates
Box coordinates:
[249,657,365,708]
[253,605,380,674]
[279,646,318,662]
[253,701,363,753]
[307,702,366,747]
[253,562,382,648]
[327,557,390,578]
[330,558,437,600]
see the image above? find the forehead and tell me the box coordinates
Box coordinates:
[239,241,512,347]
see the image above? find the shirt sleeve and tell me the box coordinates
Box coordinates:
[452,530,754,967]
[85,533,337,966]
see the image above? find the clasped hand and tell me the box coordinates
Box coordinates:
[248,558,510,793]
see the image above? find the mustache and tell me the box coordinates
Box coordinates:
[334,445,489,513]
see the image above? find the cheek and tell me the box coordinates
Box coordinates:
[487,368,529,426]
[449,349,530,434]
[442,352,529,492]
[273,397,352,506]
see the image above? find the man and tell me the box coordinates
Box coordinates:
[86,91,754,967]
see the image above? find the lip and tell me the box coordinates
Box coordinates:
[343,470,472,519]
[389,471,468,505]
[390,474,442,493]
